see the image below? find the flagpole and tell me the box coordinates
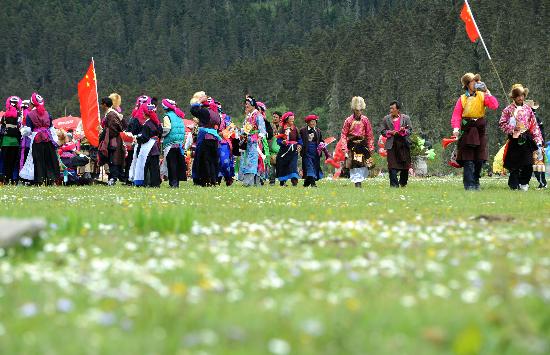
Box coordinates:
[464,0,508,102]
[91,57,105,182]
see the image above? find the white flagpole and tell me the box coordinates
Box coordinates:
[464,0,491,60]
[91,57,101,123]
[464,0,508,102]
[91,57,105,181]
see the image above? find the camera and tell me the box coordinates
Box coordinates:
[474,81,487,91]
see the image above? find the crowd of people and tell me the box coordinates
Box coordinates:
[0,72,547,190]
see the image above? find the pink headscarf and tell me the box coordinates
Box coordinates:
[131,95,151,122]
[257,102,267,117]
[144,103,160,126]
[5,96,21,118]
[204,97,218,112]
[161,98,186,119]
[31,93,46,115]
[21,100,30,124]
[281,111,295,125]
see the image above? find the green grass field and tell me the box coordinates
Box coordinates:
[1,177,549,355]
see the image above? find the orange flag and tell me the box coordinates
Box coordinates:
[460,2,480,42]
[77,60,100,147]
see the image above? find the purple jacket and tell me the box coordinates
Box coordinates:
[27,110,53,143]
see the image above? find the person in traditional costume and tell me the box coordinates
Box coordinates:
[217,101,236,186]
[131,103,162,187]
[127,95,151,136]
[268,111,282,185]
[526,100,547,189]
[75,120,101,181]
[19,93,60,185]
[124,95,151,184]
[257,101,271,181]
[380,101,413,188]
[238,96,268,186]
[300,114,324,187]
[451,73,499,190]
[18,99,31,181]
[98,97,125,186]
[339,96,375,188]
[498,84,543,191]
[160,98,187,188]
[107,92,129,181]
[57,130,89,185]
[1,96,22,184]
[190,91,221,187]
[276,112,302,186]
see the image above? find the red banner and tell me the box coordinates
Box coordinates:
[77,60,100,147]
[460,2,480,43]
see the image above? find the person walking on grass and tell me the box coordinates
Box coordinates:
[276,112,302,186]
[339,96,375,188]
[499,84,543,191]
[300,114,324,187]
[451,73,499,191]
[380,100,412,188]
[268,111,282,185]
[161,98,187,188]
[238,95,268,187]
[98,97,125,186]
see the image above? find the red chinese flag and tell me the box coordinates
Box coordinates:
[460,3,480,42]
[77,60,100,147]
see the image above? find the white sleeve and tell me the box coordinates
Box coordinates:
[162,116,171,137]
[184,132,193,150]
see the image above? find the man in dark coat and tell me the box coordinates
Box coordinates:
[99,97,125,185]
[380,101,413,187]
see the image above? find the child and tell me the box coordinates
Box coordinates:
[299,115,324,187]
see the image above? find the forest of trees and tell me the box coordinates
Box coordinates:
[1,0,549,160]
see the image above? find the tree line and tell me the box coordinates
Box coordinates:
[1,0,548,166]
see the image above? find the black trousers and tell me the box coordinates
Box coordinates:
[32,142,60,184]
[108,163,122,182]
[508,165,533,189]
[462,160,483,190]
[389,168,409,187]
[108,149,122,182]
[166,147,187,187]
[143,155,161,187]
[197,140,219,186]
[123,149,133,182]
[304,176,317,187]
[534,171,547,187]
[1,146,20,183]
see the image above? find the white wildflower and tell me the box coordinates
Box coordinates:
[400,295,417,308]
[268,338,291,355]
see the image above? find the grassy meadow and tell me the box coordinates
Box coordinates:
[0,177,549,355]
